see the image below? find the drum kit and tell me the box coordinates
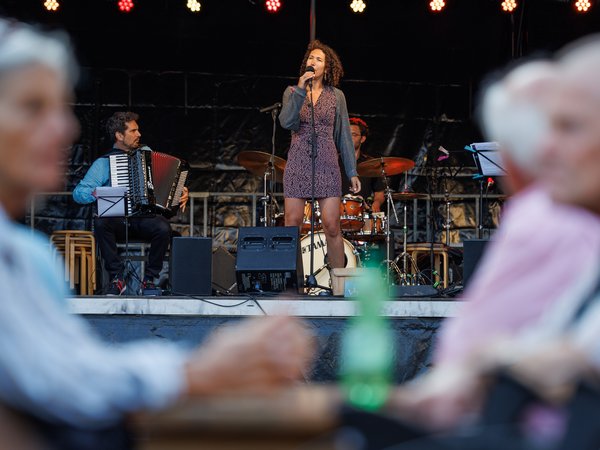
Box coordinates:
[237,150,430,293]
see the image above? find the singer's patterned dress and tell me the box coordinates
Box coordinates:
[279,85,357,199]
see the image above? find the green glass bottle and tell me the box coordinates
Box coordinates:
[339,269,395,411]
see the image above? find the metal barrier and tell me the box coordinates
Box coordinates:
[28,191,505,242]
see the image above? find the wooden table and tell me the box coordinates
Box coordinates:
[133,386,344,450]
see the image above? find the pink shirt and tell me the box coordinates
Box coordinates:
[434,184,600,365]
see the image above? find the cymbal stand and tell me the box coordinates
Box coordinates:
[392,172,420,285]
[260,105,281,227]
[379,159,401,286]
[259,164,274,226]
[444,190,451,246]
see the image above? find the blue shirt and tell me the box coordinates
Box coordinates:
[0,207,187,427]
[73,157,111,204]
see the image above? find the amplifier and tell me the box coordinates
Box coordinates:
[236,227,303,294]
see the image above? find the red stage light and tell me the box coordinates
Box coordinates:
[429,0,446,12]
[265,0,281,13]
[118,0,134,12]
[575,0,592,12]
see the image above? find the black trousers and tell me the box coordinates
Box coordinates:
[94,215,171,280]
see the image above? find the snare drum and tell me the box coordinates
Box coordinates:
[301,200,322,235]
[300,232,359,294]
[340,195,364,232]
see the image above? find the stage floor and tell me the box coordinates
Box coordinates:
[67,296,461,318]
[69,295,459,382]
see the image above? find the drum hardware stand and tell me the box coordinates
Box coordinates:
[391,172,424,286]
[377,159,402,286]
[477,177,487,239]
[305,80,332,295]
[444,189,452,246]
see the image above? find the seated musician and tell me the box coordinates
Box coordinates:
[73,111,189,296]
[341,117,385,212]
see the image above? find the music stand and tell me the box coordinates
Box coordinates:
[469,142,506,238]
[96,186,137,295]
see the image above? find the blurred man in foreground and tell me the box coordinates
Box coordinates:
[0,19,313,449]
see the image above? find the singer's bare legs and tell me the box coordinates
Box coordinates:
[318,197,345,269]
[285,197,345,268]
[284,198,305,227]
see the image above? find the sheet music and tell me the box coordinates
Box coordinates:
[96,186,127,217]
[471,142,506,177]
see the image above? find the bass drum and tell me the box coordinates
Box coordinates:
[300,232,359,295]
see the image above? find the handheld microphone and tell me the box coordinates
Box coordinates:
[305,66,315,89]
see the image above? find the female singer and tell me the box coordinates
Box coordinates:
[279,40,360,270]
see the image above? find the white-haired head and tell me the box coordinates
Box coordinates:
[479,60,557,174]
[556,34,600,98]
[0,18,77,86]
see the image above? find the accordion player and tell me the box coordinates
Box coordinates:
[109,146,189,218]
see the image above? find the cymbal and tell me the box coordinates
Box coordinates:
[391,191,429,201]
[237,151,287,178]
[357,157,415,177]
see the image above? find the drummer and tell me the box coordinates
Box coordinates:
[341,118,385,212]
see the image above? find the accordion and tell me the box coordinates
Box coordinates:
[109,147,189,217]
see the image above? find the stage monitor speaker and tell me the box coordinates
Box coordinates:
[212,246,238,294]
[170,237,212,296]
[463,239,491,287]
[236,226,303,294]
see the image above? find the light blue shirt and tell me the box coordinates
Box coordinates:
[0,207,187,428]
[73,157,111,204]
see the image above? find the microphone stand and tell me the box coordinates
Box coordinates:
[305,80,332,295]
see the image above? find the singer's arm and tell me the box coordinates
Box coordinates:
[279,86,306,131]
[333,88,358,179]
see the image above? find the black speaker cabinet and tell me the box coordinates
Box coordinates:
[463,239,491,287]
[236,227,303,294]
[170,237,212,296]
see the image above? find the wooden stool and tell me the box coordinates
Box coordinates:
[406,243,449,288]
[51,230,97,295]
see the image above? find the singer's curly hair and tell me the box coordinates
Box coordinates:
[299,40,344,88]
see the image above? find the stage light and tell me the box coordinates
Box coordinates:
[350,0,366,13]
[43,0,59,11]
[501,0,518,12]
[187,0,201,12]
[429,0,446,12]
[265,0,281,12]
[575,0,592,12]
[118,0,134,12]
